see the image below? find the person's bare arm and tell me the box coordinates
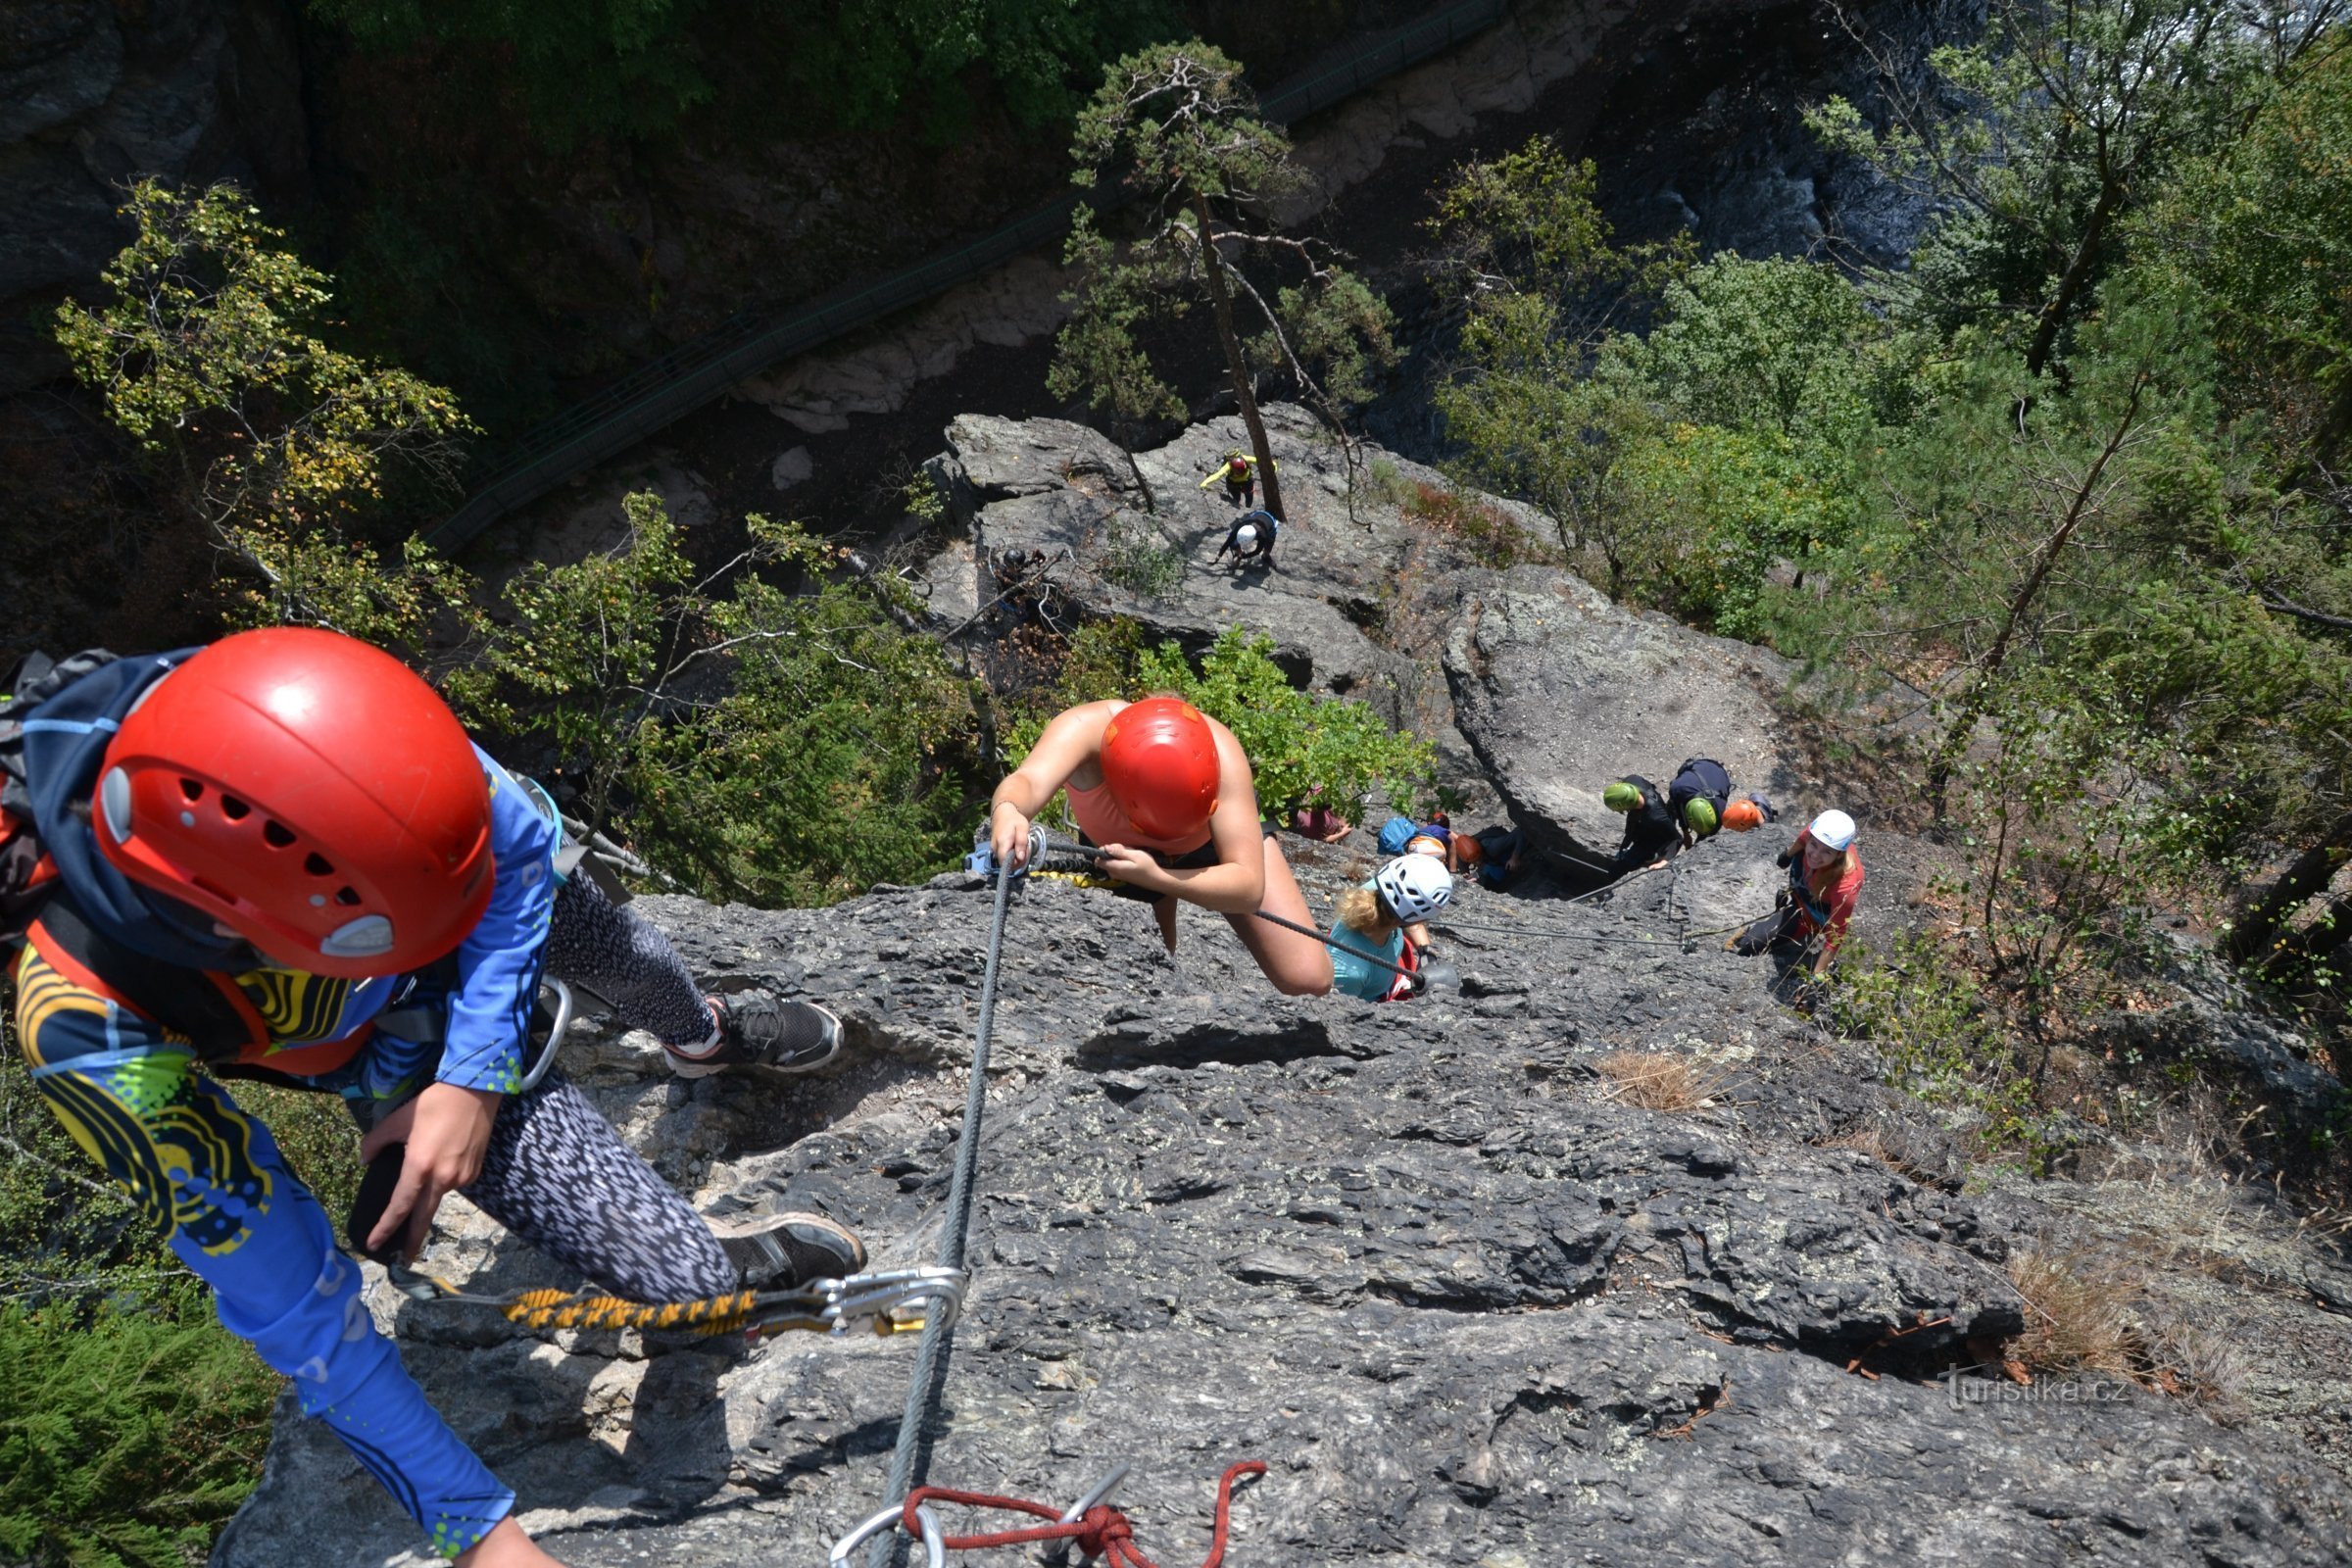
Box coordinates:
[989,703,1114,867]
[1104,722,1266,914]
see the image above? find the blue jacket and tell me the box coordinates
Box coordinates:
[12,650,560,1556]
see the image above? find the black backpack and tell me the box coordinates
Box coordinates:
[0,650,120,950]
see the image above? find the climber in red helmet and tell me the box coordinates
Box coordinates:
[988,697,1334,995]
[4,629,865,1568]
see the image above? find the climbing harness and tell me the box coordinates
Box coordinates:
[382,1264,967,1341]
[864,835,1022,1565]
[833,1461,1267,1568]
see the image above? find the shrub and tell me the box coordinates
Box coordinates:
[1096,511,1187,599]
[0,1285,280,1568]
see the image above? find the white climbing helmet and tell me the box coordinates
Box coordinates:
[1235,523,1259,553]
[1808,808,1858,852]
[1374,854,1453,924]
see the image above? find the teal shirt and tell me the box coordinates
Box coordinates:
[1327,897,1405,1002]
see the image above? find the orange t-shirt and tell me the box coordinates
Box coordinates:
[1064,777,1214,857]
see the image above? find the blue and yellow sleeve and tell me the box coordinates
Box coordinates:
[12,939,514,1557]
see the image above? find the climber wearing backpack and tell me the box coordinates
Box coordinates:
[1211,508,1281,569]
[2,631,863,1568]
[988,696,1333,996]
[1726,808,1865,972]
[1327,856,1453,1002]
[1601,775,1681,875]
[1199,448,1273,509]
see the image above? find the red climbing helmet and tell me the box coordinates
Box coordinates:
[95,627,495,978]
[1100,697,1221,842]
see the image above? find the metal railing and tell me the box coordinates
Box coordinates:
[427,0,1511,550]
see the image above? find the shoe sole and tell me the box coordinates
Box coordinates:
[667,1002,843,1079]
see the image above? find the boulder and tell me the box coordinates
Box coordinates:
[1444,564,1815,862]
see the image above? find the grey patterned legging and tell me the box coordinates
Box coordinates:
[455,874,733,1301]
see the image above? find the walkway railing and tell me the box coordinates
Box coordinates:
[427,0,1511,550]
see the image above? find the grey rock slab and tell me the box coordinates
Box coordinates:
[221,872,2352,1565]
[1443,565,1812,860]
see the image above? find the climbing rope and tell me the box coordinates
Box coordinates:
[866,845,1022,1567]
[901,1461,1267,1568]
[383,1265,966,1341]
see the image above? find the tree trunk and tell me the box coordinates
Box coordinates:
[1924,368,2150,818]
[2224,809,2352,968]
[1192,189,1287,523]
[2024,180,2121,379]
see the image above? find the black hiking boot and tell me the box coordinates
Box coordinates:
[667,991,841,1078]
[706,1210,866,1288]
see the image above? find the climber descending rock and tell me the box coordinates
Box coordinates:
[988,696,1334,996]
[0,630,870,1568]
[1212,508,1281,570]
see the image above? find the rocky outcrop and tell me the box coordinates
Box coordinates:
[1441,564,1814,860]
[216,853,2352,1565]
[0,0,306,391]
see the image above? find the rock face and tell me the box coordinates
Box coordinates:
[215,412,2352,1563]
[215,853,2352,1566]
[1441,564,1813,861]
[0,0,306,390]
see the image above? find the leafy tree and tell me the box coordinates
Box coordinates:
[2145,44,2352,471]
[1426,139,1690,593]
[1809,0,2338,373]
[454,494,985,906]
[1056,42,1398,522]
[51,180,477,656]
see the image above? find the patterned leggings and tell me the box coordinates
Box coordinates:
[465,1068,735,1301]
[542,874,714,1049]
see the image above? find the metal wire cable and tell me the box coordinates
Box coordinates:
[868,853,1018,1567]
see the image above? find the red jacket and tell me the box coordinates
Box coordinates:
[1787,831,1865,957]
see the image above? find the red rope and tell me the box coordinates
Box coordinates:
[905,1461,1267,1568]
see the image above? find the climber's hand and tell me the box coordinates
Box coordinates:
[457,1517,569,1568]
[1096,841,1162,891]
[990,801,1034,870]
[361,1082,501,1260]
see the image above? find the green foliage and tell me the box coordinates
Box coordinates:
[454,495,985,905]
[1603,254,1908,450]
[1825,929,2062,1165]
[1007,622,1438,824]
[1427,138,1693,595]
[51,179,477,656]
[1096,510,1187,599]
[0,1286,280,1568]
[1611,423,1852,640]
[1804,0,2311,368]
[2146,45,2352,464]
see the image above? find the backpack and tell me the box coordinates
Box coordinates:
[1377,815,1417,857]
[1,650,121,951]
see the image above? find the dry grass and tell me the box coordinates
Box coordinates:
[2005,1244,2146,1379]
[1814,1124,1941,1186]
[1594,1051,1730,1111]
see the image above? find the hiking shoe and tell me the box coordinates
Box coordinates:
[707,1210,865,1289]
[667,992,841,1078]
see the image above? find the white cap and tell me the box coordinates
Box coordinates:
[1374,855,1454,924]
[1808,808,1857,851]
[1235,523,1259,551]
